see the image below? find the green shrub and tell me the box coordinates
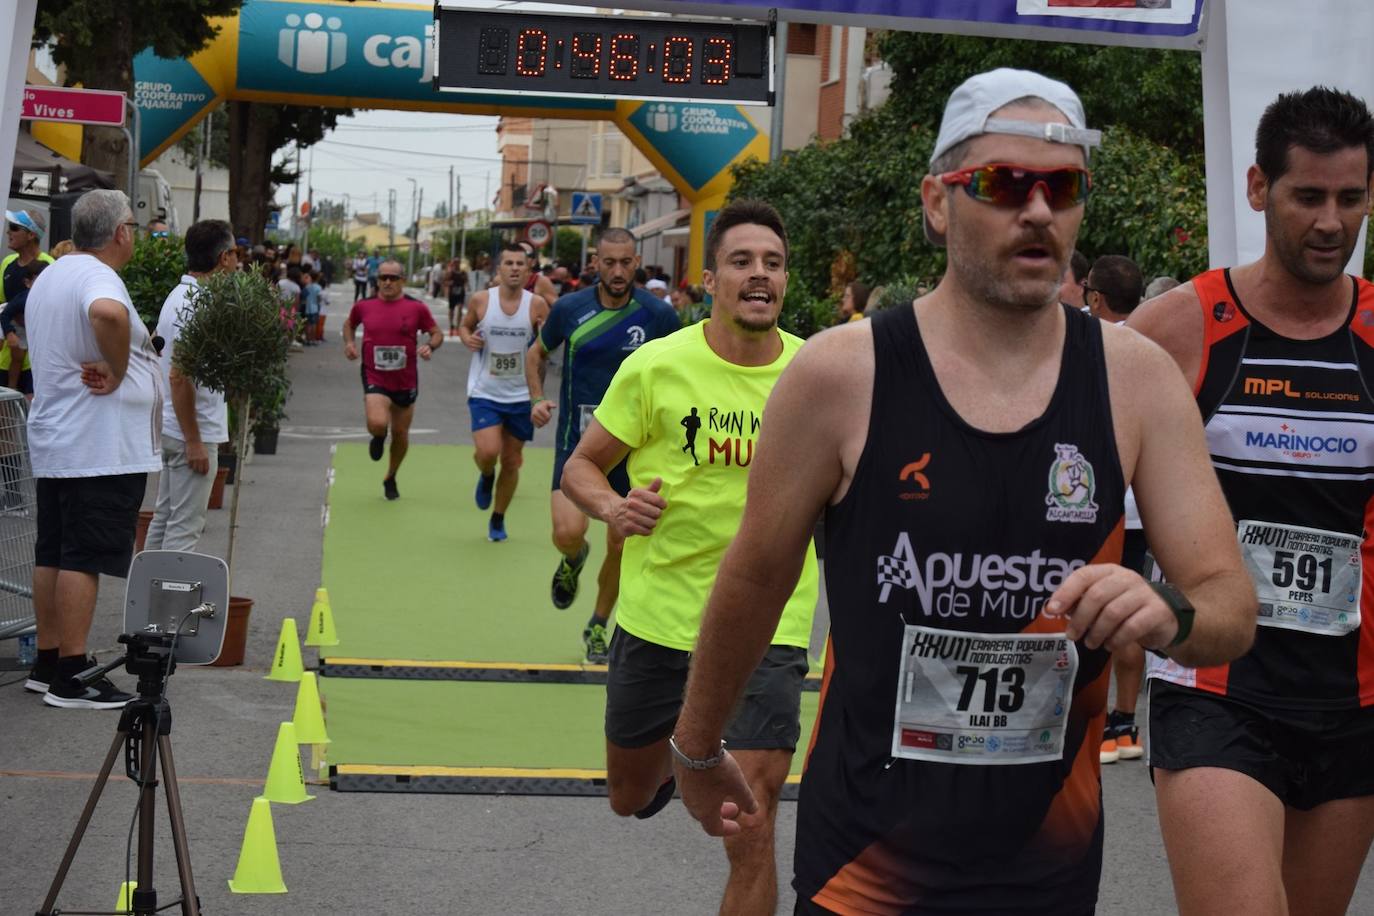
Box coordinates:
[121,235,185,328]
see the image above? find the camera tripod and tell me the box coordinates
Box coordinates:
[38,632,201,916]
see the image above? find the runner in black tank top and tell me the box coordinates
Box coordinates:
[1128,86,1374,916]
[668,68,1256,916]
[794,304,1123,913]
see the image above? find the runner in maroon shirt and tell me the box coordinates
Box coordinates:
[343,258,443,500]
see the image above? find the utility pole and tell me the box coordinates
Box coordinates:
[193,109,210,222]
[448,165,456,261]
[292,140,302,241]
[388,188,396,254]
[460,205,468,266]
[408,186,422,280]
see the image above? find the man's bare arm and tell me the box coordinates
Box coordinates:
[88,298,131,384]
[1126,281,1205,390]
[561,421,668,538]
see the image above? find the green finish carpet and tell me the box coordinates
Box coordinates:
[319,443,823,779]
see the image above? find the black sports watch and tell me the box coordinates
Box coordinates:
[1150,582,1195,650]
[669,736,727,770]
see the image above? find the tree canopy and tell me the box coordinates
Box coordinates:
[730,32,1211,322]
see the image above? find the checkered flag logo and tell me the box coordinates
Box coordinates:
[878,552,917,604]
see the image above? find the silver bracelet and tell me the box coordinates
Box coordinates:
[668,735,727,770]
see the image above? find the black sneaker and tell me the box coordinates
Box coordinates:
[634,775,676,820]
[369,434,385,461]
[552,543,590,609]
[383,477,400,500]
[24,656,55,693]
[44,672,134,710]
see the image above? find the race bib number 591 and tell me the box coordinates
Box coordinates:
[891,625,1077,766]
[1238,519,1361,636]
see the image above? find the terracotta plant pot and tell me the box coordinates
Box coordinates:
[315,314,325,341]
[135,509,154,552]
[209,595,254,667]
[207,466,230,510]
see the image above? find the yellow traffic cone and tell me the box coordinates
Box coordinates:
[115,880,137,912]
[291,672,331,745]
[304,588,338,647]
[264,618,304,682]
[227,798,287,894]
[259,722,315,804]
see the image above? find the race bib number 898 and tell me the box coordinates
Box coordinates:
[892,625,1077,766]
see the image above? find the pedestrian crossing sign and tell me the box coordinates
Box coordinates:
[570,192,602,225]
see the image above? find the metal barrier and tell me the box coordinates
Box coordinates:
[0,388,36,639]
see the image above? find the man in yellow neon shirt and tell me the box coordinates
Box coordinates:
[562,199,819,916]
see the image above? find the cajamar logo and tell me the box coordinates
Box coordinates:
[1045,443,1098,524]
[899,454,931,500]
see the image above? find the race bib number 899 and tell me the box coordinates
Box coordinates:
[490,352,522,377]
[892,625,1077,766]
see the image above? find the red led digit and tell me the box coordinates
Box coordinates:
[609,33,640,81]
[515,28,549,77]
[662,36,693,84]
[570,32,601,79]
[703,37,732,85]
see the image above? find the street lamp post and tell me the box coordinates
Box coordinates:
[406,177,418,281]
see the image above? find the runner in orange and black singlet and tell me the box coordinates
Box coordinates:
[1130,86,1374,916]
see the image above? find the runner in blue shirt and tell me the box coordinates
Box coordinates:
[526,228,679,662]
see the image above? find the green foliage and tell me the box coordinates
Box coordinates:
[121,235,185,328]
[729,103,943,305]
[305,225,351,265]
[877,31,1203,156]
[430,227,494,267]
[1081,127,1209,281]
[728,33,1211,329]
[35,0,244,86]
[872,276,926,312]
[777,285,839,339]
[172,271,293,410]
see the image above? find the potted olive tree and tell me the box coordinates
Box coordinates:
[171,271,294,664]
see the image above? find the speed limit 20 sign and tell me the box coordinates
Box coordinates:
[524,219,552,248]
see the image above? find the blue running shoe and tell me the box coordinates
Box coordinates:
[475,473,495,510]
[488,516,507,542]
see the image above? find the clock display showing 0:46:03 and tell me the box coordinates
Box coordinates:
[479,26,737,88]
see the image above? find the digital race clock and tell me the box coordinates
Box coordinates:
[434,7,774,106]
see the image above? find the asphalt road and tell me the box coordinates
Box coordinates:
[2,283,1371,915]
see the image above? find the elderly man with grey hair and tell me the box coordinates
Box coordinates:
[23,189,162,709]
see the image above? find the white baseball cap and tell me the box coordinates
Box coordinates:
[645,278,669,292]
[930,68,1100,168]
[925,68,1101,246]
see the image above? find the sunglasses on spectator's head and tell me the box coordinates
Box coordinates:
[939,163,1092,210]
[378,274,404,281]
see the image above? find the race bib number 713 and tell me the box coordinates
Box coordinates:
[892,625,1077,766]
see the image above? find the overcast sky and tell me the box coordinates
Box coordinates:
[274,1,597,226]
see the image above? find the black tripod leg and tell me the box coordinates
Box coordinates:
[133,715,160,916]
[37,729,129,916]
[157,735,201,916]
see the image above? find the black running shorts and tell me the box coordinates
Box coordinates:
[1148,679,1374,810]
[360,365,417,408]
[35,473,146,577]
[605,627,808,750]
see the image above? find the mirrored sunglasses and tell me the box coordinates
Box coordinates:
[940,163,1091,210]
